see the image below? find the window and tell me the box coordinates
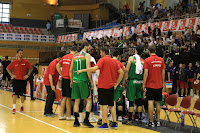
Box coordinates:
[0,3,10,23]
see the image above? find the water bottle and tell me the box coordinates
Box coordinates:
[181,114,185,127]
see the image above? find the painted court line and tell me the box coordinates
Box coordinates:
[0,104,71,133]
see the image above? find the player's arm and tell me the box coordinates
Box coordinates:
[77,66,99,74]
[123,57,132,85]
[143,69,148,90]
[168,72,170,82]
[49,74,55,91]
[27,67,33,77]
[56,63,62,76]
[69,58,74,87]
[114,68,124,89]
[196,73,200,82]
[6,67,16,78]
[86,54,93,86]
[162,69,166,90]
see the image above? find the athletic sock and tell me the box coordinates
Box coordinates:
[13,104,16,109]
[90,112,94,118]
[74,112,79,123]
[138,112,142,120]
[21,103,24,107]
[128,112,133,121]
[84,112,90,121]
[99,111,102,119]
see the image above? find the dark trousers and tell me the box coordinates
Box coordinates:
[28,78,34,99]
[44,86,56,115]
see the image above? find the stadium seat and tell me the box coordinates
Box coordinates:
[20,27,23,30]
[0,24,2,26]
[12,30,16,33]
[9,24,13,27]
[25,28,28,31]
[29,28,33,31]
[6,27,9,29]
[31,31,35,34]
[7,30,11,33]
[1,26,5,29]
[3,29,6,33]
[15,27,19,30]
[34,28,37,31]
[4,24,8,27]
[26,31,30,34]
[39,29,42,32]
[10,27,14,30]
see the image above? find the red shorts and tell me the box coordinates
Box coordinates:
[188,78,195,87]
[177,80,180,88]
[180,81,188,89]
[195,83,200,90]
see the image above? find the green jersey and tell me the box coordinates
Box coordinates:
[73,51,88,82]
[128,55,144,80]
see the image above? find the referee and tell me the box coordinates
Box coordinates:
[143,46,165,127]
[7,49,33,114]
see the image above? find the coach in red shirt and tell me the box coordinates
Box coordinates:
[7,49,33,114]
[44,52,65,117]
[77,47,124,129]
[143,46,165,127]
[56,46,77,120]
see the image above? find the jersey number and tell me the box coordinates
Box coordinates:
[76,59,81,70]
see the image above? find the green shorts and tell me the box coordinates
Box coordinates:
[71,81,89,99]
[114,86,123,103]
[127,80,143,101]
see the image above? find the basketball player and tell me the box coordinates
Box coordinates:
[7,49,33,114]
[56,46,77,120]
[69,42,94,128]
[77,47,124,129]
[123,45,144,125]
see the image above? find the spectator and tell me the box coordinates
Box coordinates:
[153,25,161,39]
[46,21,51,33]
[2,56,11,89]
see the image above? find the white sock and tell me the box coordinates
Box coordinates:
[99,111,102,119]
[13,104,16,109]
[21,103,24,107]
[90,112,94,118]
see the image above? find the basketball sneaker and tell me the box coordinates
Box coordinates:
[66,116,75,120]
[145,122,155,127]
[98,123,108,130]
[59,116,66,120]
[83,120,94,128]
[110,122,118,130]
[89,116,98,123]
[73,121,80,127]
[12,109,16,114]
[97,118,102,125]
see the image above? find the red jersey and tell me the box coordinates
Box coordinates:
[113,59,124,80]
[7,59,32,80]
[44,59,59,86]
[58,53,73,79]
[143,55,165,89]
[96,56,120,89]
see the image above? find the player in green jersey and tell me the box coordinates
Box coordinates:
[69,42,94,128]
[123,45,144,125]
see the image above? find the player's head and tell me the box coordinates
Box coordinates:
[112,50,120,58]
[80,42,90,52]
[135,45,144,56]
[179,63,183,68]
[100,47,109,57]
[168,61,173,67]
[57,52,65,61]
[196,61,200,67]
[188,63,192,68]
[17,49,23,59]
[148,46,156,54]
[5,56,8,60]
[70,46,77,53]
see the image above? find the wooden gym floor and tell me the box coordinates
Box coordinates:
[0,89,199,133]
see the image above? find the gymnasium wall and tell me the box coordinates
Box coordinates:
[59,0,96,6]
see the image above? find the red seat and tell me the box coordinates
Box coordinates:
[161,94,178,126]
[25,28,28,31]
[34,28,37,31]
[41,33,44,35]
[15,27,19,30]
[4,24,8,26]
[9,24,12,27]
[39,29,42,32]
[20,27,23,30]
[26,31,30,34]
[31,31,35,34]
[6,27,9,29]
[0,24,2,26]
[3,29,6,32]
[1,26,5,29]
[29,28,33,31]
[10,27,14,30]
[169,96,192,130]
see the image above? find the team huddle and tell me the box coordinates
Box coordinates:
[7,43,200,130]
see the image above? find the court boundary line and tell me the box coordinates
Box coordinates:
[0,104,71,133]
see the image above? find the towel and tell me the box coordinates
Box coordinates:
[134,54,143,74]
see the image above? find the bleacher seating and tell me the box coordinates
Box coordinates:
[0,24,45,35]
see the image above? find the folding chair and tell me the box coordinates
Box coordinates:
[161,94,178,126]
[182,98,200,133]
[168,96,192,130]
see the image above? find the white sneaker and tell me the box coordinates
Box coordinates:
[59,116,66,120]
[66,116,75,121]
[89,116,98,123]
[79,114,84,123]
[118,116,122,122]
